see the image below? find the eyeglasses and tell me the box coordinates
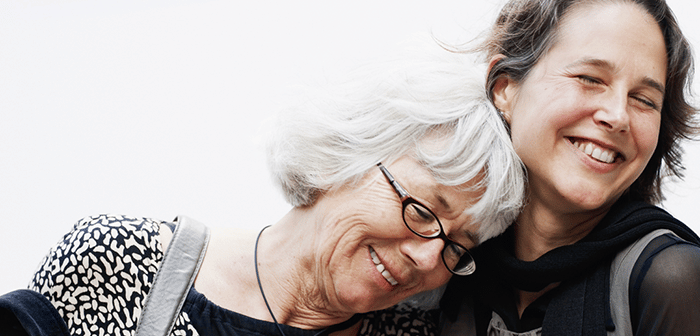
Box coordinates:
[377,162,475,276]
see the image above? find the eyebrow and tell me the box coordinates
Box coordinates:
[463,230,479,247]
[566,57,666,95]
[436,194,451,212]
[433,193,480,246]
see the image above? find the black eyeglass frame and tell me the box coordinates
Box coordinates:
[376,162,475,276]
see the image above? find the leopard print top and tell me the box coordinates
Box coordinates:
[29,214,437,335]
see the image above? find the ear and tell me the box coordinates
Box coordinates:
[488,54,518,125]
[487,54,506,75]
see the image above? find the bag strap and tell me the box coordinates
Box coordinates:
[134,216,211,336]
[607,228,675,336]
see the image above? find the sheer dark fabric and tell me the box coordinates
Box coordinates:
[631,234,700,336]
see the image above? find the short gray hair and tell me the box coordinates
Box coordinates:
[266,42,525,242]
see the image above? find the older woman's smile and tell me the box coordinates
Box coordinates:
[369,246,398,286]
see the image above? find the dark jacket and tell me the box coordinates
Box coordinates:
[0,289,69,336]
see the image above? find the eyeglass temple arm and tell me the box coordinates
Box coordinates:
[376,163,410,199]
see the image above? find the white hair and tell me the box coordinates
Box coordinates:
[266,40,525,243]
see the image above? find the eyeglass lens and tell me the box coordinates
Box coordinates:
[403,203,441,237]
[402,202,475,275]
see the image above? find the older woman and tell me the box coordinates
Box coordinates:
[17,48,524,335]
[440,0,700,335]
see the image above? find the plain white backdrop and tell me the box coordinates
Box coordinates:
[1,0,698,294]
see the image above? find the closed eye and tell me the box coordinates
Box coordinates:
[577,75,602,85]
[404,203,436,223]
[445,243,466,258]
[631,95,659,111]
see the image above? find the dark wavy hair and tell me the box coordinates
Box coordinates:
[480,0,697,204]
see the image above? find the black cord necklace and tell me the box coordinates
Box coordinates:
[254,225,287,336]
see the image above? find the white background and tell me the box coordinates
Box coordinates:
[1,0,698,294]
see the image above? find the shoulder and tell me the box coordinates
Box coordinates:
[632,233,700,293]
[35,214,166,254]
[0,289,71,335]
[30,214,167,286]
[29,214,170,334]
[630,233,700,334]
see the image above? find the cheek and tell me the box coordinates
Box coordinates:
[507,107,554,157]
[634,114,661,160]
[511,77,588,124]
[511,92,590,140]
[403,269,452,301]
[427,271,452,289]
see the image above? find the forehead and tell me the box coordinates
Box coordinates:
[381,156,484,210]
[403,161,483,198]
[558,1,660,39]
[541,2,667,79]
[388,161,481,212]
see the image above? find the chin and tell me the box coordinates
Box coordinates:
[347,298,393,314]
[336,288,392,313]
[565,190,621,213]
[553,178,625,211]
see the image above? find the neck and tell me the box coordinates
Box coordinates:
[254,207,357,330]
[513,198,609,261]
[510,198,608,317]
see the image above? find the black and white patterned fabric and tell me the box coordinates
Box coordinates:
[27,214,195,335]
[29,214,438,335]
[361,304,438,336]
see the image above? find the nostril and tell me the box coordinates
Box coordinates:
[404,238,445,269]
[597,116,629,132]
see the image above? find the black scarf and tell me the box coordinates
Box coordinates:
[441,197,700,335]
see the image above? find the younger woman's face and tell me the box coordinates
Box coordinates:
[494,2,667,214]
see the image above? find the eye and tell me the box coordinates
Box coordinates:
[577,75,602,85]
[403,202,441,237]
[405,203,435,223]
[444,243,466,259]
[631,95,660,111]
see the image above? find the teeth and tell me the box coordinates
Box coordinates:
[382,270,398,285]
[573,140,616,164]
[370,250,380,264]
[369,247,398,286]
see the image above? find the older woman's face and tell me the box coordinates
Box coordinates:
[311,156,482,313]
[495,2,666,213]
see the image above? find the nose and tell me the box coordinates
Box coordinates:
[400,236,445,271]
[593,90,630,133]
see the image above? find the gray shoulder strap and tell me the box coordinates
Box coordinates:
[134,216,211,336]
[608,228,675,336]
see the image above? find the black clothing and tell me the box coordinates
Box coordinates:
[0,289,70,336]
[441,197,700,335]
